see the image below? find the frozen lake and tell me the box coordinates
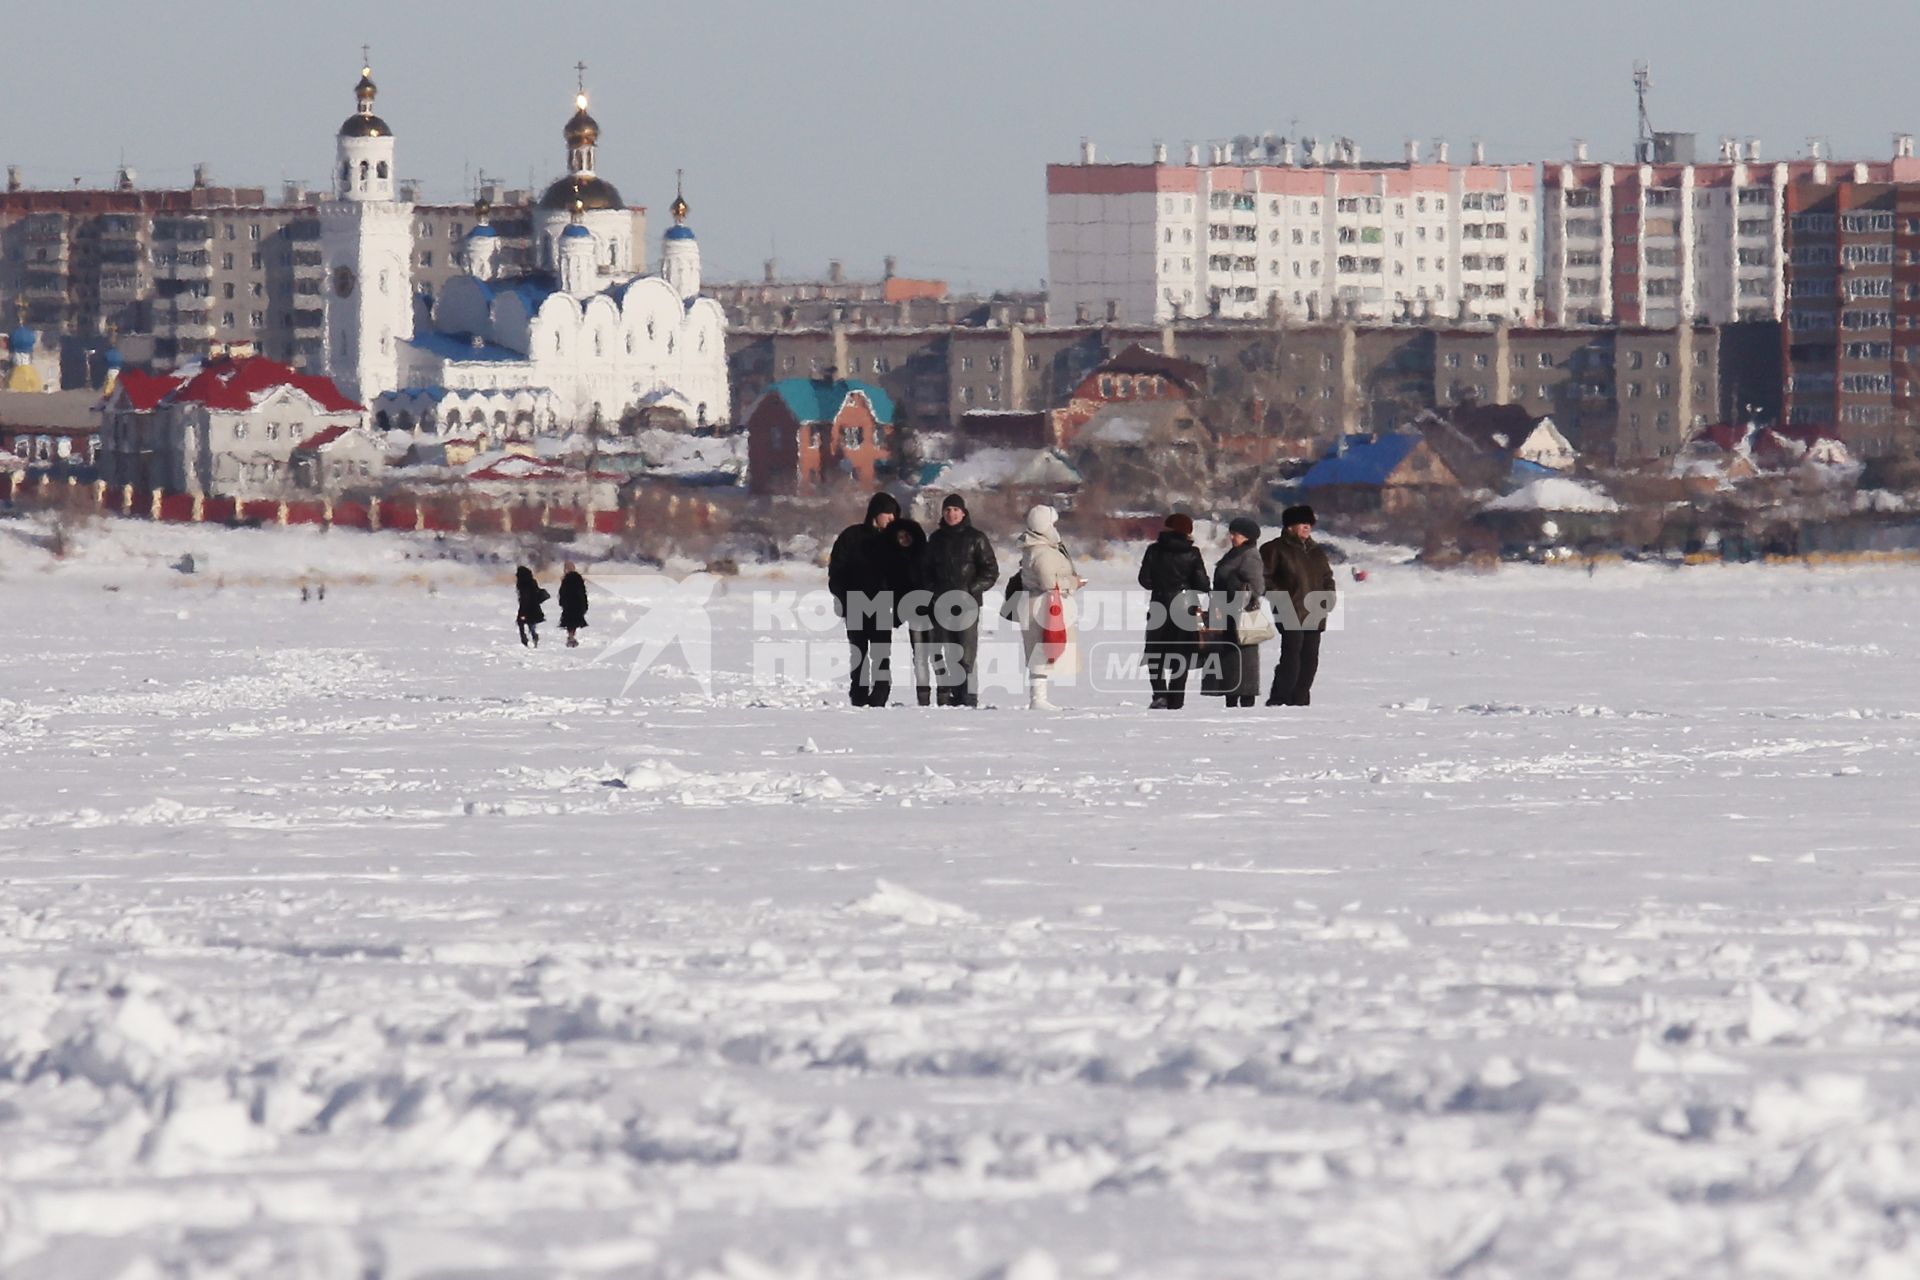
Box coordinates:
[5,521,1920,1278]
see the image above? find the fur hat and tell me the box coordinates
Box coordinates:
[942,493,967,512]
[1281,504,1317,528]
[1227,516,1263,542]
[1163,512,1195,538]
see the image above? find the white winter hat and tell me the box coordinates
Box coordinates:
[1025,504,1058,535]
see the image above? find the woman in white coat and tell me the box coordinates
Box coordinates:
[1016,504,1084,710]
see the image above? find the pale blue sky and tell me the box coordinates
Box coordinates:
[10,1,1918,289]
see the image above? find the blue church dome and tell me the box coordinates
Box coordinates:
[467,225,498,239]
[663,225,696,242]
[8,325,35,353]
[560,223,593,240]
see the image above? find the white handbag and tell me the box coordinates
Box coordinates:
[1234,597,1278,645]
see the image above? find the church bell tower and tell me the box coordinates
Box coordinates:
[319,57,413,405]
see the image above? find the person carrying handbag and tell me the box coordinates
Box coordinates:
[1016,504,1083,711]
[1208,517,1269,707]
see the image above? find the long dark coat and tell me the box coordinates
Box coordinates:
[1210,541,1267,699]
[515,569,549,626]
[558,571,589,630]
[1137,530,1209,645]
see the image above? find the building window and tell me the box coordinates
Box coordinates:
[841,426,864,448]
[420,251,434,268]
[959,355,974,371]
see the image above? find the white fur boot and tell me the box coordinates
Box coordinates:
[1028,676,1059,711]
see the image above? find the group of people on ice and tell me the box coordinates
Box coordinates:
[829,493,1337,712]
[514,563,589,649]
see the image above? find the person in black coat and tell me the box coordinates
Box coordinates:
[1209,517,1267,707]
[890,517,936,706]
[828,491,901,707]
[557,562,589,648]
[514,565,549,648]
[1136,512,1209,709]
[922,493,998,707]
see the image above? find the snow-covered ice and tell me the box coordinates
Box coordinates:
[7,518,1920,1278]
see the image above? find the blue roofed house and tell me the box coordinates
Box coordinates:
[1299,432,1460,513]
[745,377,897,496]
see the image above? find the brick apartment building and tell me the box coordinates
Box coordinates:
[0,171,547,375]
[1780,181,1920,454]
[1541,135,1920,329]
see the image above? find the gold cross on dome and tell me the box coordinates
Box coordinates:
[575,61,588,94]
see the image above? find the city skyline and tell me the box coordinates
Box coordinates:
[12,0,1920,290]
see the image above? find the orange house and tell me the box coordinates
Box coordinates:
[745,377,896,496]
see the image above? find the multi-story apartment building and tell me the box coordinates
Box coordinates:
[728,319,1717,465]
[1780,181,1920,454]
[0,174,542,375]
[1542,136,1920,329]
[1047,139,1538,326]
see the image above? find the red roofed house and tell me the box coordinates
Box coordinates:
[1050,344,1208,448]
[101,355,377,498]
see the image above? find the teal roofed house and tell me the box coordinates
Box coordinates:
[746,377,897,496]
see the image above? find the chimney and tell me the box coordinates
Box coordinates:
[1471,139,1485,165]
[763,257,777,283]
[1080,138,1097,164]
[1348,141,1361,165]
[192,163,209,189]
[883,254,897,279]
[1436,141,1449,164]
[1152,140,1167,164]
[1808,138,1824,160]
[1405,139,1421,164]
[1281,139,1296,165]
[828,259,844,285]
[1899,134,1916,160]
[1573,138,1589,162]
[282,180,307,205]
[1746,138,1761,162]
[116,166,136,191]
[5,166,18,192]
[1186,142,1200,166]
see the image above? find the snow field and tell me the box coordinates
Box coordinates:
[5,519,1920,1277]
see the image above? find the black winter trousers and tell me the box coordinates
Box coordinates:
[847,623,893,707]
[929,618,981,706]
[1268,629,1323,706]
[1143,639,1198,708]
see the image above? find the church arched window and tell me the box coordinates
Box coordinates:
[359,160,369,183]
[625,334,633,354]
[554,331,562,353]
[594,333,602,357]
[340,161,351,188]
[376,161,388,180]
[646,320,655,341]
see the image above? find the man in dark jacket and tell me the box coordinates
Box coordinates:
[1260,504,1337,706]
[1137,513,1209,708]
[921,493,997,706]
[829,492,901,706]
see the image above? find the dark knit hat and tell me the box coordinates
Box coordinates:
[942,493,967,512]
[1281,504,1317,528]
[865,492,902,522]
[1164,512,1195,537]
[1228,516,1262,541]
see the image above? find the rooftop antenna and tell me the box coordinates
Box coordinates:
[1633,60,1654,163]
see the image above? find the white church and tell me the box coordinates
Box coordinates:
[320,64,729,442]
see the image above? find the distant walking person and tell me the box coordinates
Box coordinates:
[1137,512,1210,709]
[890,516,936,705]
[515,566,549,648]
[558,562,589,648]
[923,493,998,707]
[1210,517,1267,708]
[1261,504,1338,706]
[828,492,902,707]
[1017,504,1083,711]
